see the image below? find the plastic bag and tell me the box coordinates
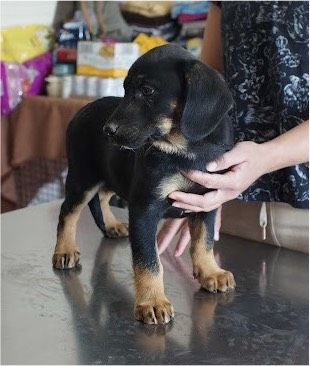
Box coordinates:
[134,33,167,54]
[1,62,27,115]
[0,24,52,63]
[1,52,52,115]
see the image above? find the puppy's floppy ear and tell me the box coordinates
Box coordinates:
[180,60,234,142]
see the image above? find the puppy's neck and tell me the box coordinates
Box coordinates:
[152,131,196,160]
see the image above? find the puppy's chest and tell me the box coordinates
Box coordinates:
[157,173,205,200]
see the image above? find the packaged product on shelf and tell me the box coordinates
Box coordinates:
[0,24,52,64]
[73,75,86,96]
[1,52,52,115]
[52,63,75,76]
[1,62,27,115]
[60,75,125,99]
[53,19,90,66]
[86,76,98,97]
[61,76,73,98]
[23,52,52,95]
[54,47,77,64]
[77,41,139,77]
[0,24,53,114]
[97,78,124,97]
[133,33,167,54]
[45,76,62,97]
[55,20,90,49]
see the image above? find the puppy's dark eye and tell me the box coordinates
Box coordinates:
[141,85,155,96]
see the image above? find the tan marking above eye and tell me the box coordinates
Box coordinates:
[157,173,194,199]
[157,117,173,134]
[170,100,177,110]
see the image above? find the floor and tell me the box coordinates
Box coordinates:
[1,201,309,365]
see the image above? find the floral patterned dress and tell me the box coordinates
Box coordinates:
[219,1,309,208]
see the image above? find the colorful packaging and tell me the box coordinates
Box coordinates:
[133,33,167,54]
[23,52,52,96]
[54,47,77,64]
[52,63,75,76]
[1,52,52,115]
[0,24,52,63]
[60,75,125,98]
[77,41,139,77]
[1,62,27,115]
[55,19,90,48]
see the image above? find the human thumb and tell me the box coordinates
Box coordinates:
[206,145,245,172]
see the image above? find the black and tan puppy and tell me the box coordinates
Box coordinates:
[52,44,236,324]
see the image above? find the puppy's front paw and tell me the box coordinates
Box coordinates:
[135,298,174,325]
[52,247,80,269]
[194,266,236,293]
[105,222,129,238]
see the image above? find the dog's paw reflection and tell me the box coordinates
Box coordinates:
[135,321,174,353]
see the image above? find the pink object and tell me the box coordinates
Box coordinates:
[1,62,26,115]
[0,63,10,115]
[1,52,52,115]
[100,36,117,43]
[178,13,208,23]
[23,52,52,96]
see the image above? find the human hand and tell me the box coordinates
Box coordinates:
[157,207,222,256]
[157,218,190,257]
[169,141,267,212]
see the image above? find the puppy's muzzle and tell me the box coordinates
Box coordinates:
[103,123,141,147]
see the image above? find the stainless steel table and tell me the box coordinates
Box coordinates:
[2,201,309,365]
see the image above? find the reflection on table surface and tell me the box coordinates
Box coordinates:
[2,202,309,365]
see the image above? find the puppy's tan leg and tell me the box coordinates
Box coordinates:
[134,264,174,325]
[189,216,236,292]
[98,189,129,238]
[53,187,98,269]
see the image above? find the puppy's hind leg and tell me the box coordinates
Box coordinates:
[53,183,99,269]
[98,188,129,238]
[88,193,105,234]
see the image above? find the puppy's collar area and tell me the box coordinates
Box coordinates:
[151,140,196,159]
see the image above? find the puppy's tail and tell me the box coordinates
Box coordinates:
[88,193,106,234]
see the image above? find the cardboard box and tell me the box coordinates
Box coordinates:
[77,41,139,78]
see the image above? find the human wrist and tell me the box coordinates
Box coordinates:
[253,141,275,175]
[259,121,309,174]
[260,139,289,174]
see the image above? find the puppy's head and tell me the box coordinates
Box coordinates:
[103,44,233,150]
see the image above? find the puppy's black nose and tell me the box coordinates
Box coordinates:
[103,124,119,137]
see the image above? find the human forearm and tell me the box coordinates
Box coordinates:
[200,3,224,73]
[261,120,309,174]
[80,1,93,33]
[96,1,105,34]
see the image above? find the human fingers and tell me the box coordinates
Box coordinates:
[206,142,249,172]
[172,189,238,212]
[157,218,187,255]
[214,205,222,241]
[174,221,191,256]
[184,169,244,190]
[172,201,204,212]
[169,191,206,209]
